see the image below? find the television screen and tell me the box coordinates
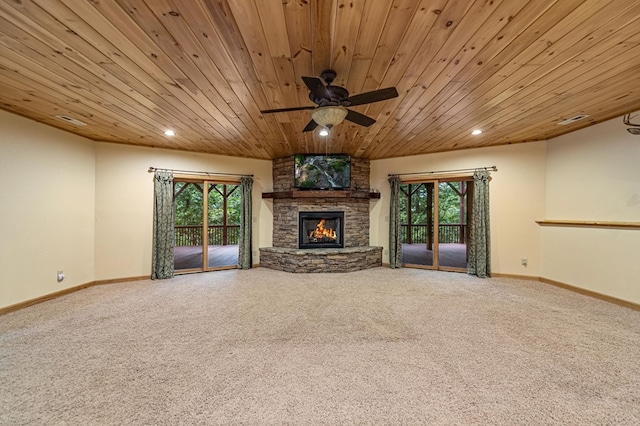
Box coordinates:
[294,155,351,189]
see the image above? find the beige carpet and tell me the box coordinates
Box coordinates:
[1,268,639,425]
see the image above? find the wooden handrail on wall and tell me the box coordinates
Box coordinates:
[536,220,640,229]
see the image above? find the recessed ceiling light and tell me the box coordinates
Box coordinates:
[56,115,86,126]
[557,115,589,125]
[471,129,482,135]
[319,128,329,137]
[164,130,175,136]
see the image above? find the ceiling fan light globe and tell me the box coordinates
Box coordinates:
[312,106,348,128]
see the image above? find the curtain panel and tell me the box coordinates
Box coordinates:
[151,170,175,280]
[238,176,253,269]
[468,169,491,278]
[388,176,403,268]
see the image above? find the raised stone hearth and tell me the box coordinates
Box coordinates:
[261,156,382,272]
[259,246,382,273]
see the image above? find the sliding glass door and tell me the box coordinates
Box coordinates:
[173,180,239,273]
[206,183,240,269]
[437,181,469,270]
[400,182,435,267]
[174,181,205,271]
[400,178,471,271]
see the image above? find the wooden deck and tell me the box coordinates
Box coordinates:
[174,243,466,271]
[174,245,239,270]
[402,243,468,269]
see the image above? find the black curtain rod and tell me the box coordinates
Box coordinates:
[388,166,497,177]
[148,167,253,178]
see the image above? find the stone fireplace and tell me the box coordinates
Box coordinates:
[259,156,382,273]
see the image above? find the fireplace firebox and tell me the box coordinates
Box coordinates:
[299,211,344,249]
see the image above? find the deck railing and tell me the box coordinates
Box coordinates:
[401,224,467,244]
[174,225,240,246]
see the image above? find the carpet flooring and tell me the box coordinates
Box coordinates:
[1,268,639,425]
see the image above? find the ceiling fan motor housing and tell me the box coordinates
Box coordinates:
[310,85,350,106]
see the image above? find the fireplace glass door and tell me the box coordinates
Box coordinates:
[299,211,344,249]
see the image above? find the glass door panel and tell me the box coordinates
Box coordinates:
[437,181,469,270]
[173,181,204,271]
[206,183,240,269]
[401,182,436,267]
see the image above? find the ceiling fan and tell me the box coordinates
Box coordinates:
[260,69,398,132]
[623,113,640,135]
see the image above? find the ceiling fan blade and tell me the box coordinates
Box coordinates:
[345,87,399,106]
[345,109,376,127]
[302,76,330,100]
[302,119,318,132]
[260,106,316,114]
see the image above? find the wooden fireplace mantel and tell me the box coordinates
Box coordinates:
[262,190,381,200]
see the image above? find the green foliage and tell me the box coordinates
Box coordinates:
[399,182,466,225]
[174,182,241,226]
[207,184,241,225]
[297,180,317,189]
[400,183,432,224]
[438,182,464,224]
[174,182,203,225]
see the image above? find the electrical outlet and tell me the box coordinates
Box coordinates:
[57,270,65,282]
[521,258,528,267]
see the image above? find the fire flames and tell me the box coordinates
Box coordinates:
[309,218,337,241]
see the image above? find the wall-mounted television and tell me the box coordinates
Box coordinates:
[294,154,351,189]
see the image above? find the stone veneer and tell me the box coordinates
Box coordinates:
[260,156,382,273]
[259,246,382,273]
[272,198,369,249]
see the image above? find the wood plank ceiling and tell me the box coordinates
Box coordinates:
[1,0,640,160]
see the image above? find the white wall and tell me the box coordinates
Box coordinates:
[3,105,637,308]
[94,143,273,281]
[370,142,547,277]
[0,111,96,309]
[542,116,640,303]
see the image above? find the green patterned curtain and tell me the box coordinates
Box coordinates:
[238,176,253,269]
[388,175,403,268]
[151,170,175,280]
[468,169,491,278]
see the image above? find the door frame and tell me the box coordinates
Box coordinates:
[400,175,473,272]
[173,177,241,274]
